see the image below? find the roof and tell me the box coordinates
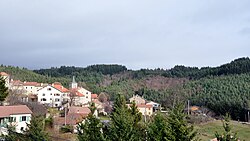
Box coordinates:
[10,80,23,86]
[0,72,9,76]
[0,105,32,118]
[68,106,91,115]
[54,113,87,125]
[137,104,153,108]
[190,106,199,111]
[70,88,84,97]
[52,82,69,93]
[23,82,41,86]
[91,94,98,99]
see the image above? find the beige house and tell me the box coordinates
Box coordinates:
[137,104,153,116]
[129,95,146,105]
[127,104,153,116]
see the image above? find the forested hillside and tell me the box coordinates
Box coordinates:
[0,65,70,86]
[1,57,250,121]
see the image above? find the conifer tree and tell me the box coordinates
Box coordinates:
[108,94,143,141]
[165,104,197,141]
[147,113,168,141]
[25,115,49,141]
[0,76,8,105]
[215,114,239,141]
[77,103,105,141]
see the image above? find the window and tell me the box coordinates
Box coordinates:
[31,87,33,89]
[9,117,16,122]
[41,98,46,101]
[54,93,60,96]
[20,127,24,131]
[55,98,60,102]
[86,92,88,94]
[86,96,88,98]
[47,88,51,91]
[42,93,45,96]
[21,116,26,121]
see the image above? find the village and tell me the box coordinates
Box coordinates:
[0,72,161,136]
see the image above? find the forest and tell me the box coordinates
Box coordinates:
[1,57,250,121]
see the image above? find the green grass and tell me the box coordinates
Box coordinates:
[99,116,111,120]
[195,120,250,141]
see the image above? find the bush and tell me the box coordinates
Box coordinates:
[60,125,73,133]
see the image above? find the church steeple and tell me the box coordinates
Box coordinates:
[71,76,78,89]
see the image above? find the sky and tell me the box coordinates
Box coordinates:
[0,0,250,70]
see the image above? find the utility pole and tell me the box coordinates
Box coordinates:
[248,110,249,122]
[64,106,67,125]
[187,100,190,115]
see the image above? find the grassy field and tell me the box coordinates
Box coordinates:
[195,120,250,141]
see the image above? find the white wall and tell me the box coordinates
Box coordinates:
[77,87,91,104]
[37,85,63,107]
[10,114,31,133]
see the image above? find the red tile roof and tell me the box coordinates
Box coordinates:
[0,105,32,118]
[91,94,98,99]
[68,106,91,115]
[54,113,88,125]
[10,80,23,86]
[137,104,153,108]
[23,82,41,86]
[70,88,84,97]
[0,72,9,76]
[52,82,69,93]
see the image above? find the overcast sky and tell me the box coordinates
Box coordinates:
[0,0,250,70]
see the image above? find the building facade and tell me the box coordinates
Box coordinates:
[0,105,32,135]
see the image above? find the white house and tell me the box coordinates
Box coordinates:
[37,85,65,107]
[0,105,32,135]
[23,81,45,95]
[69,76,92,106]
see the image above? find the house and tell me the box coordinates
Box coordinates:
[146,101,161,112]
[129,95,146,105]
[0,105,32,135]
[127,104,153,116]
[137,104,153,116]
[0,72,10,88]
[69,77,92,106]
[37,85,65,107]
[91,94,98,100]
[52,82,70,102]
[54,106,91,132]
[23,81,44,95]
[92,99,106,115]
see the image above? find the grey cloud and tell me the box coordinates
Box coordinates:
[0,0,250,69]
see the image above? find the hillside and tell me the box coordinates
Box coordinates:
[0,65,70,86]
[195,120,250,141]
[2,57,250,121]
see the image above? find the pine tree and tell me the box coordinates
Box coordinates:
[165,104,197,141]
[0,76,8,105]
[77,103,105,141]
[129,101,145,141]
[108,94,143,141]
[147,113,168,141]
[215,114,239,141]
[25,115,49,141]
